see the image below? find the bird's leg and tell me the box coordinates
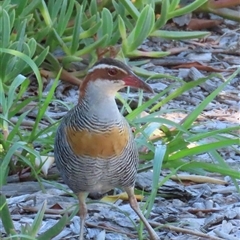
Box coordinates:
[124,187,160,240]
[77,192,88,240]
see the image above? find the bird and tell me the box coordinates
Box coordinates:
[54,58,159,240]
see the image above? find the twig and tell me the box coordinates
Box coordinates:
[40,69,81,86]
[187,208,222,214]
[149,220,223,240]
[85,221,137,239]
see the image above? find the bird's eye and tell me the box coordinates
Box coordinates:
[108,68,118,76]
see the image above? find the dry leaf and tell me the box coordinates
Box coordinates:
[171,175,228,185]
[187,19,223,30]
[173,62,231,72]
[101,192,144,203]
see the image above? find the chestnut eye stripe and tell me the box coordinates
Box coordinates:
[88,64,128,75]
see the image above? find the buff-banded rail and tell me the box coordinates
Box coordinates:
[54,58,159,240]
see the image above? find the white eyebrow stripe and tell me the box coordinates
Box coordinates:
[88,64,128,74]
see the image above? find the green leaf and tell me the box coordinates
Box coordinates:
[164,160,240,179]
[0,142,41,187]
[5,43,31,82]
[9,96,36,119]
[16,18,27,43]
[209,150,239,190]
[12,0,28,16]
[150,75,212,112]
[168,0,208,19]
[57,0,75,36]
[0,8,11,48]
[71,3,83,54]
[0,82,7,114]
[21,0,41,16]
[108,24,121,46]
[7,75,26,111]
[118,15,128,51]
[182,68,240,129]
[113,0,125,17]
[134,116,187,133]
[128,5,155,52]
[0,48,42,89]
[154,0,170,30]
[187,126,240,142]
[30,201,47,236]
[167,135,189,154]
[132,66,181,80]
[83,23,102,39]
[89,0,98,16]
[38,0,52,26]
[33,26,51,43]
[146,144,166,216]
[126,87,172,121]
[7,111,31,144]
[0,194,17,235]
[29,69,60,141]
[169,0,180,12]
[151,30,209,39]
[27,38,37,57]
[8,6,15,30]
[99,8,113,46]
[169,139,239,161]
[52,28,70,55]
[36,43,60,71]
[37,214,69,240]
[118,0,140,21]
[81,14,96,29]
[75,34,108,56]
[47,0,62,20]
[72,20,102,40]
[23,46,49,75]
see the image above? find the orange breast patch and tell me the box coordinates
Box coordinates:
[65,126,129,158]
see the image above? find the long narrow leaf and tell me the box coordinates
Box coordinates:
[128,5,155,52]
[169,139,239,160]
[1,9,11,48]
[37,214,69,240]
[99,8,113,46]
[150,75,213,112]
[71,3,83,54]
[30,201,47,236]
[0,48,43,98]
[0,194,17,235]
[169,0,180,12]
[164,160,240,179]
[151,30,209,39]
[0,142,41,187]
[154,0,170,30]
[119,0,140,21]
[29,69,60,141]
[75,34,108,56]
[182,68,240,129]
[168,0,208,19]
[187,126,240,142]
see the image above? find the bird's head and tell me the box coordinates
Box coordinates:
[79,58,153,98]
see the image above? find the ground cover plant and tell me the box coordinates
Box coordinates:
[0,0,239,239]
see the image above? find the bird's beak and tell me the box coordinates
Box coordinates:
[123,73,153,93]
